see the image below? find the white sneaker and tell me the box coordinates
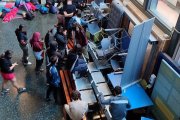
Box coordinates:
[18,88,27,94]
[1,88,10,95]
[24,62,32,66]
[27,62,32,65]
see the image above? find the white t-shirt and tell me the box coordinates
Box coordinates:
[69,100,88,120]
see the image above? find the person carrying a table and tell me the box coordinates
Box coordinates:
[98,86,130,120]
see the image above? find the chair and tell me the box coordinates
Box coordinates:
[86,0,125,42]
[95,29,130,61]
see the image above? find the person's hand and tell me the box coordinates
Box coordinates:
[63,30,67,35]
[64,11,67,15]
[13,62,18,66]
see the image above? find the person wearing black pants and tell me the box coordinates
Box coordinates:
[46,85,58,103]
[36,59,44,72]
[30,32,44,72]
[15,24,32,66]
[46,55,60,104]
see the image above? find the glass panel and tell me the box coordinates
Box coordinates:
[150,0,180,28]
[136,0,144,5]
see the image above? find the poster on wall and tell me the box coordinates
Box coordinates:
[151,59,180,120]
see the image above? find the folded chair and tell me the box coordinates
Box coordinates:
[94,29,130,60]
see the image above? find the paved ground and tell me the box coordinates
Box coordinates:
[0,12,63,120]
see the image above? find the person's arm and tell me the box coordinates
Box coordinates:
[19,33,28,45]
[80,19,88,26]
[64,11,74,17]
[9,62,18,70]
[98,92,111,105]
[126,98,131,108]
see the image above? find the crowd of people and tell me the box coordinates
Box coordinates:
[0,0,130,119]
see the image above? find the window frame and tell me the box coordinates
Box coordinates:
[130,0,178,34]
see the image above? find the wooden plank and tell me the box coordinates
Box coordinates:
[60,70,71,103]
[67,70,76,90]
[64,70,73,96]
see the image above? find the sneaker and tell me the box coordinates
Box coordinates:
[39,68,44,72]
[23,62,32,66]
[18,88,26,94]
[1,88,10,95]
[2,88,10,93]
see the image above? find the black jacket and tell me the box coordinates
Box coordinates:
[0,57,14,73]
[55,32,67,50]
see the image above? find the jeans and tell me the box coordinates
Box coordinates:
[36,59,43,71]
[46,85,58,102]
[19,44,29,63]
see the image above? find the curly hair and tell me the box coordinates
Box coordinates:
[71,90,81,101]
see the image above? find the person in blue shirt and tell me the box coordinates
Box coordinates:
[98,86,130,120]
[46,55,60,104]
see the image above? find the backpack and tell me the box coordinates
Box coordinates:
[2,8,11,13]
[39,6,49,14]
[46,65,60,87]
[25,11,34,20]
[49,6,57,14]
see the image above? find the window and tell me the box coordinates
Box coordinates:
[149,0,180,28]
[136,0,145,5]
[173,39,180,66]
[128,22,134,35]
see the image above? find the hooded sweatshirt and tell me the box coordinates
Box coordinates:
[30,32,44,52]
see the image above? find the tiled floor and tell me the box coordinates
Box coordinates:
[0,13,63,120]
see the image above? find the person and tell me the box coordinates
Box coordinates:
[70,47,87,77]
[55,26,67,58]
[63,90,88,120]
[68,11,87,30]
[0,50,26,95]
[56,14,65,28]
[68,11,90,60]
[74,24,89,60]
[63,0,76,39]
[44,29,55,49]
[15,24,32,66]
[46,55,61,104]
[98,86,130,120]
[30,32,45,72]
[73,0,87,11]
[46,40,62,65]
[63,0,76,28]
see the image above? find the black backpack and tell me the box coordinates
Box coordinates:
[25,11,35,20]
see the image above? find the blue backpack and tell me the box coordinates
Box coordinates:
[47,65,60,87]
[2,8,11,13]
[39,6,49,14]
[49,6,57,14]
